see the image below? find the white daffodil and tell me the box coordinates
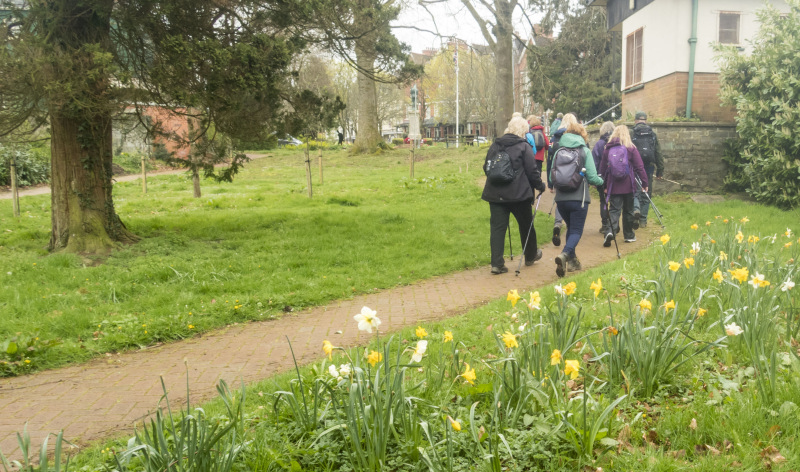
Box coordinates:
[554,284,566,295]
[749,272,768,289]
[725,322,744,336]
[781,280,795,292]
[786,228,792,238]
[518,323,527,332]
[411,340,428,363]
[339,363,352,377]
[692,242,700,253]
[353,306,381,333]
[328,364,339,378]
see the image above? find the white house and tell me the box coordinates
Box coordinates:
[588,0,790,122]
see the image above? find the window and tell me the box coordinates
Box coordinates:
[719,12,740,44]
[625,28,643,87]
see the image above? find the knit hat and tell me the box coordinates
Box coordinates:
[635,111,647,121]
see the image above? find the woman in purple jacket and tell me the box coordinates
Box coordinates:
[591,121,615,234]
[599,125,648,245]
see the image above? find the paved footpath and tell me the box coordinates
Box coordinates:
[0,189,654,459]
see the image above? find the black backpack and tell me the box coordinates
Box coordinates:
[530,129,545,150]
[484,146,519,185]
[632,125,656,164]
[551,147,585,192]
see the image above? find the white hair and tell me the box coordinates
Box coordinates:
[506,116,529,138]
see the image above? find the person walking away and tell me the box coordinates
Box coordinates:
[525,115,549,174]
[592,121,615,234]
[630,112,664,228]
[337,130,344,145]
[547,113,579,246]
[482,116,547,274]
[550,121,603,277]
[600,125,648,246]
[549,112,563,138]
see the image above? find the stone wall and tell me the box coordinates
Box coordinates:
[587,122,736,194]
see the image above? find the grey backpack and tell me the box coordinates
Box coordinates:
[551,147,585,192]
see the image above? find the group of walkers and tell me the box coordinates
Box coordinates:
[482,110,663,277]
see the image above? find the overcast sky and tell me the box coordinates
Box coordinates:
[392,1,546,53]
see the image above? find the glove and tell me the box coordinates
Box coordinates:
[535,181,546,193]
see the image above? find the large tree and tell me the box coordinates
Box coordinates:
[0,0,309,253]
[528,6,618,121]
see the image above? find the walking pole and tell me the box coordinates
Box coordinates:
[599,186,620,259]
[516,191,544,276]
[635,177,665,227]
[657,176,682,186]
[507,223,513,260]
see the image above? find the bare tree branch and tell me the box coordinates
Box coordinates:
[460,0,496,49]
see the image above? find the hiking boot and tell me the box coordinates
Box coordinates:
[599,225,610,234]
[552,226,561,246]
[640,220,647,228]
[567,256,582,272]
[525,249,543,266]
[555,253,567,278]
[491,266,508,275]
[604,232,614,248]
[624,237,637,243]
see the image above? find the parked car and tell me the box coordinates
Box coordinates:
[278,135,302,146]
[475,136,488,145]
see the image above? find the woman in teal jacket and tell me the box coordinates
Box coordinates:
[550,121,604,277]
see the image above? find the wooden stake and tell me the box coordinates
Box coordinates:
[305,143,313,198]
[141,155,147,194]
[318,148,323,185]
[410,147,415,178]
[10,155,20,217]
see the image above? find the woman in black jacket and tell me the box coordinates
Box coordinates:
[482,116,547,274]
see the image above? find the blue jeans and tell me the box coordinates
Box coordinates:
[634,164,655,222]
[555,200,588,259]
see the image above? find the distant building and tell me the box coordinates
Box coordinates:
[588,0,790,122]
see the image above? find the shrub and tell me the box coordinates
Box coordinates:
[113,152,157,174]
[0,144,50,187]
[391,138,404,146]
[285,140,331,151]
[716,1,800,209]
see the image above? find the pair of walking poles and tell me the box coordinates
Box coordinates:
[599,176,666,259]
[505,191,545,277]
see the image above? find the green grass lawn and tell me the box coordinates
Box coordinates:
[54,194,800,471]
[0,145,555,376]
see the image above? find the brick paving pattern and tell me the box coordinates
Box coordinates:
[0,189,654,459]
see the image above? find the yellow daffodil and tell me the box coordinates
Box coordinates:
[660,234,671,245]
[668,261,681,272]
[447,416,462,432]
[720,251,728,261]
[550,349,562,365]
[590,279,602,298]
[323,340,334,360]
[639,299,652,311]
[443,330,453,343]
[564,281,577,296]
[706,221,711,226]
[528,291,542,310]
[502,331,519,349]
[367,350,383,366]
[690,224,698,230]
[696,308,707,317]
[729,267,749,284]
[785,242,793,249]
[683,257,695,268]
[747,235,759,244]
[713,269,724,283]
[735,231,744,243]
[415,326,428,339]
[608,326,619,335]
[461,363,476,385]
[507,289,521,307]
[564,359,580,379]
[740,216,749,224]
[723,218,729,223]
[663,300,676,311]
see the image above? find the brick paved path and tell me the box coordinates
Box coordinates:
[0,189,654,460]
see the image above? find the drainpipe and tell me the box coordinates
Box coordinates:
[686,0,699,118]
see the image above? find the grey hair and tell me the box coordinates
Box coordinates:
[506,116,529,138]
[557,113,563,118]
[599,121,615,136]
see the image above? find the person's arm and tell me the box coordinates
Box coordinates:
[544,133,550,150]
[654,134,664,177]
[630,147,648,190]
[583,146,604,186]
[525,132,537,155]
[599,147,609,178]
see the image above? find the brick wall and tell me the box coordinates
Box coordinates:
[622,72,737,122]
[588,122,736,193]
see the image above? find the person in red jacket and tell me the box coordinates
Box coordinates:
[525,115,550,174]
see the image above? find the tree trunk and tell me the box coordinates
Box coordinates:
[47,0,138,253]
[353,38,381,154]
[192,168,202,198]
[494,1,514,135]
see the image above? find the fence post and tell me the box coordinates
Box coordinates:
[305,142,313,198]
[10,154,20,217]
[141,154,147,194]
[409,147,415,179]
[318,148,323,185]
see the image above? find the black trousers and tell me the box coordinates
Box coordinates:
[608,193,636,240]
[489,200,537,268]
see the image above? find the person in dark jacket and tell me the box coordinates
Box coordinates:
[592,121,615,235]
[630,112,664,228]
[550,121,604,277]
[482,116,547,274]
[600,125,649,245]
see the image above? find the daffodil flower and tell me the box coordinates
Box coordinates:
[725,323,743,336]
[729,267,749,284]
[354,306,381,333]
[740,216,749,224]
[639,299,652,311]
[690,224,698,230]
[696,308,707,317]
[447,416,462,432]
[367,350,383,366]
[663,300,676,311]
[564,359,580,379]
[590,279,602,298]
[443,330,454,343]
[668,261,681,272]
[507,289,521,307]
[323,340,334,360]
[550,349,562,365]
[564,282,577,296]
[411,340,428,363]
[501,331,518,349]
[748,272,770,288]
[328,364,339,378]
[719,251,728,261]
[528,291,541,310]
[713,269,724,283]
[683,257,695,268]
[554,284,565,295]
[781,280,795,292]
[660,234,671,245]
[461,363,476,385]
[735,231,744,244]
[608,326,619,335]
[415,326,428,338]
[785,228,792,238]
[339,364,352,377]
